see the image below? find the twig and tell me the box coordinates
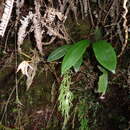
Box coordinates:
[0,86,16,122]
[46,100,58,128]
[87,0,95,27]
[79,0,84,20]
[103,0,115,24]
[117,22,124,44]
[3,22,14,53]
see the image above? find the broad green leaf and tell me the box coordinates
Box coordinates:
[98,66,108,94]
[47,45,71,62]
[93,40,117,73]
[73,57,83,72]
[61,40,90,74]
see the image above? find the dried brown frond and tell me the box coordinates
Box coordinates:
[17,12,33,53]
[33,0,43,55]
[0,0,14,37]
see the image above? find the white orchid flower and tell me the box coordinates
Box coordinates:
[17,61,33,78]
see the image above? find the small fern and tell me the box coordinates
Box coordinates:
[78,99,90,130]
[58,70,74,129]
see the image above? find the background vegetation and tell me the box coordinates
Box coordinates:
[0,0,130,130]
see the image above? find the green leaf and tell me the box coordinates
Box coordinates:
[93,40,117,73]
[98,66,108,94]
[61,40,90,74]
[73,57,83,72]
[47,45,71,62]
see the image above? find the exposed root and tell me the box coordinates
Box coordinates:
[118,0,128,57]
